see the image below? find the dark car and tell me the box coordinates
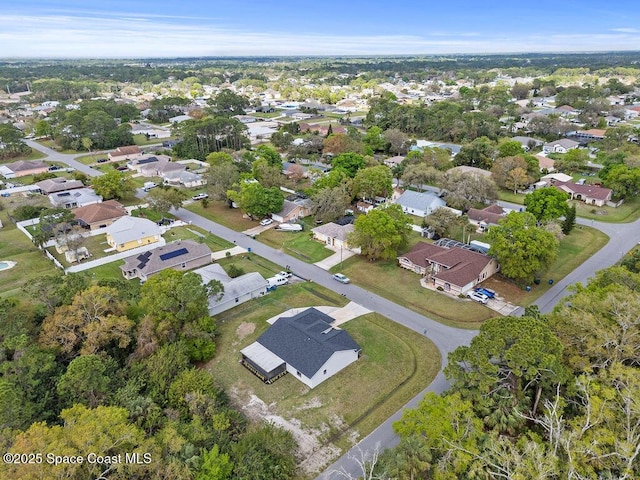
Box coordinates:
[97,158,107,163]
[474,287,496,299]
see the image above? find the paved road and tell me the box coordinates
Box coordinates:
[25,139,101,177]
[30,142,640,479]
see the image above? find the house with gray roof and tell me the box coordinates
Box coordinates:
[543,139,579,154]
[120,239,212,281]
[194,264,268,316]
[394,190,446,218]
[36,177,84,195]
[49,188,102,209]
[240,308,361,388]
[311,222,359,252]
[162,169,206,188]
[105,216,162,252]
[271,197,313,223]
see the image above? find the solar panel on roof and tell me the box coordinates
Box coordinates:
[138,157,158,165]
[159,247,188,261]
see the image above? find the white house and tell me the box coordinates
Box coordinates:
[542,139,579,154]
[394,190,446,218]
[194,264,268,316]
[311,222,359,252]
[240,308,361,388]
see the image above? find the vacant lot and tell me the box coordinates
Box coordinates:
[0,213,58,298]
[186,200,256,231]
[207,282,440,477]
[259,228,334,263]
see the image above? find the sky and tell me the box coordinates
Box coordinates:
[3,0,640,58]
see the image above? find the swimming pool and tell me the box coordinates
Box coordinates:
[0,261,16,271]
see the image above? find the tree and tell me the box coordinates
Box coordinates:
[383,128,413,155]
[0,124,31,159]
[491,156,533,193]
[441,170,498,210]
[497,140,525,158]
[56,354,113,408]
[197,444,233,480]
[601,164,640,199]
[555,148,589,173]
[348,204,412,261]
[424,208,464,238]
[363,126,386,152]
[331,152,366,178]
[146,187,187,214]
[323,133,364,156]
[232,424,297,480]
[91,170,136,200]
[312,185,351,224]
[401,163,442,192]
[486,212,559,284]
[453,136,496,170]
[39,285,133,358]
[562,204,576,234]
[206,151,234,166]
[227,181,284,219]
[252,159,284,188]
[207,162,240,200]
[253,145,282,168]
[352,165,393,201]
[172,117,249,160]
[511,82,531,100]
[208,89,250,116]
[524,187,569,223]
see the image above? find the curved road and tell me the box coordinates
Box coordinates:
[28,141,640,479]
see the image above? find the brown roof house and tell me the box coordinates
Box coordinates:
[0,160,49,178]
[72,200,128,230]
[108,145,142,162]
[120,240,212,281]
[398,241,499,295]
[554,181,612,207]
[271,198,313,223]
[36,177,84,195]
[467,204,505,232]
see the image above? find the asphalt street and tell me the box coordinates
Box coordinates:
[29,142,640,479]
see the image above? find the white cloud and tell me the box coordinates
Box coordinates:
[1,13,640,57]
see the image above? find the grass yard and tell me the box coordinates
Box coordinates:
[476,224,609,305]
[497,190,526,205]
[332,253,495,329]
[88,261,125,282]
[258,228,334,263]
[36,139,81,154]
[570,197,640,223]
[4,148,47,161]
[133,134,172,146]
[185,200,256,231]
[0,212,58,298]
[217,252,288,280]
[75,153,108,165]
[207,283,440,468]
[163,225,234,251]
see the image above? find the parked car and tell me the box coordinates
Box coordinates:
[48,165,61,171]
[97,158,107,163]
[259,218,273,226]
[467,291,489,304]
[192,193,209,200]
[333,273,350,284]
[277,271,292,279]
[474,287,496,299]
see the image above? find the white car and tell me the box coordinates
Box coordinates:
[259,218,273,226]
[467,291,489,304]
[333,273,350,284]
[192,193,209,200]
[277,271,293,279]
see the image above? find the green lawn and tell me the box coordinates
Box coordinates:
[185,200,256,231]
[75,153,108,165]
[332,252,495,329]
[570,197,640,223]
[216,252,287,280]
[0,212,58,298]
[88,261,125,282]
[36,139,81,154]
[163,225,234,251]
[4,148,47,161]
[497,190,526,205]
[258,228,334,263]
[207,283,440,466]
[133,134,172,146]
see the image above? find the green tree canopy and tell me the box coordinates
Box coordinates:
[227,181,284,219]
[91,170,136,200]
[348,204,412,261]
[523,187,570,223]
[486,211,559,284]
[352,165,393,201]
[331,152,366,178]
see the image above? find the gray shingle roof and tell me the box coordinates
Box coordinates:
[255,308,360,378]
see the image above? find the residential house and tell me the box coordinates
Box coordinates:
[120,240,212,281]
[105,216,162,252]
[535,154,555,172]
[467,204,505,232]
[72,200,128,230]
[36,177,84,195]
[397,241,500,294]
[542,139,580,154]
[394,190,446,218]
[511,136,544,151]
[194,264,268,316]
[0,160,49,178]
[49,188,102,209]
[541,172,573,183]
[162,169,206,188]
[553,181,613,207]
[108,145,142,162]
[126,155,168,174]
[271,198,313,223]
[312,222,359,252]
[568,129,606,143]
[383,155,405,168]
[240,307,361,388]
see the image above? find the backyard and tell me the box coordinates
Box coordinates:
[258,227,334,263]
[207,282,440,477]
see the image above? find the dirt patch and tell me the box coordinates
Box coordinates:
[239,393,342,476]
[235,322,255,342]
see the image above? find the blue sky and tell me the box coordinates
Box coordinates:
[3,0,640,58]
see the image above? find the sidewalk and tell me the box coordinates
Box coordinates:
[314,248,357,270]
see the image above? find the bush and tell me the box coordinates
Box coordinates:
[227,264,245,278]
[12,205,46,221]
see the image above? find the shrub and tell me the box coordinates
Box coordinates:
[227,264,245,278]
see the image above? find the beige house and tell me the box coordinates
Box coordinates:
[108,145,142,162]
[398,241,499,295]
[72,200,128,230]
[271,198,313,223]
[120,240,212,281]
[311,222,359,252]
[105,216,162,252]
[1,160,49,178]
